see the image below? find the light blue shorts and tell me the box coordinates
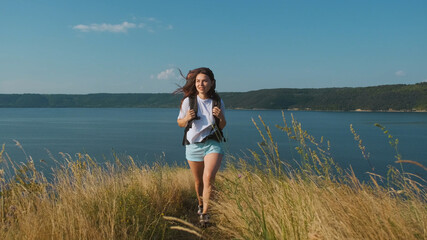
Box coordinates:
[186,140,224,162]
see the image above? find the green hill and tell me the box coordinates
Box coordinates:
[221,82,427,111]
[1,82,426,111]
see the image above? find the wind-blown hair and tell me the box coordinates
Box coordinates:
[174,67,216,107]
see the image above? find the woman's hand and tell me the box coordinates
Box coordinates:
[178,109,196,128]
[212,107,224,120]
[185,109,196,122]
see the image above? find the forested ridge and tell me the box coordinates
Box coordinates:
[1,82,426,111]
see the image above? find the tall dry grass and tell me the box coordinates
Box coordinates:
[0,149,199,240]
[211,113,426,240]
[214,165,426,239]
[0,112,425,239]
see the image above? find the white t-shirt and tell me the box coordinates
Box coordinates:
[178,95,225,144]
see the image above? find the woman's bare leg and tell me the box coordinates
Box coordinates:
[202,153,222,214]
[187,161,204,206]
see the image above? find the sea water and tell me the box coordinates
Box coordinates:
[0,108,426,179]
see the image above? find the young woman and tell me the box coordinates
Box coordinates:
[176,67,226,225]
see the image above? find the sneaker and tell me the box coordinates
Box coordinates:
[200,213,210,227]
[197,205,203,215]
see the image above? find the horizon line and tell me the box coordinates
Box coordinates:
[0,82,424,95]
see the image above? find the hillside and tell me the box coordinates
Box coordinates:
[0,82,426,111]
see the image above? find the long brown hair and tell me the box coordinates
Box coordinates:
[174,67,217,107]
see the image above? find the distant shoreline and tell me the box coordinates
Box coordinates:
[0,106,426,113]
[1,82,426,111]
[232,107,427,112]
[283,108,427,113]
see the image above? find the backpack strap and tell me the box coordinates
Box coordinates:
[211,93,226,143]
[211,93,221,125]
[182,95,199,145]
[189,95,198,119]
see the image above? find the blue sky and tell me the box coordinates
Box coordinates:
[1,0,426,94]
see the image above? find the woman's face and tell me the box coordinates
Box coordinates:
[195,73,213,95]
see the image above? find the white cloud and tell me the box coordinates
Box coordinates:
[73,21,137,33]
[73,18,173,33]
[395,70,406,77]
[156,68,179,80]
